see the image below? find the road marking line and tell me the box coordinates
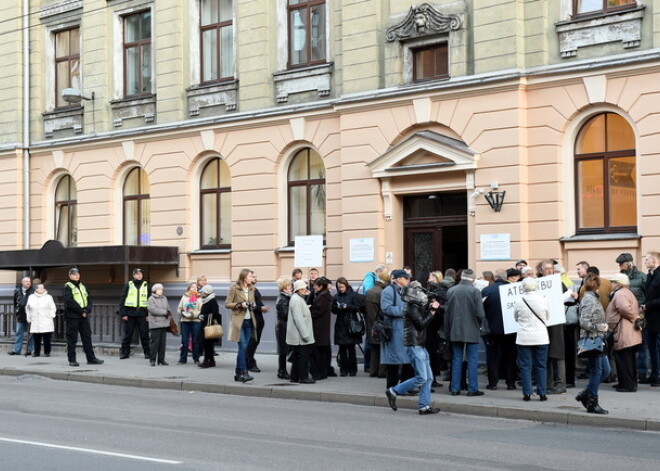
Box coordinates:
[0,437,181,464]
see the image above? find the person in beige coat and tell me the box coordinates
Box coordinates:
[606,273,643,392]
[225,269,257,383]
[25,284,56,357]
[286,279,315,383]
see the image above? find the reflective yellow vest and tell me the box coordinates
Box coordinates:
[124,281,149,308]
[66,281,89,308]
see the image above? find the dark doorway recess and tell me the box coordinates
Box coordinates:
[403,192,467,283]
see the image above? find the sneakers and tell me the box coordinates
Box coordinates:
[419,406,440,415]
[385,388,398,411]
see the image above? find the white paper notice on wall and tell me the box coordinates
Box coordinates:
[498,274,566,334]
[349,238,374,263]
[294,235,324,268]
[480,233,511,261]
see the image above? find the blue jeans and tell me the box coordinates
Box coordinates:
[517,345,549,396]
[451,342,479,393]
[13,321,34,354]
[179,321,201,362]
[236,319,253,371]
[587,355,611,397]
[647,331,660,381]
[392,346,433,409]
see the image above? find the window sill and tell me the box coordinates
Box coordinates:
[42,106,84,138]
[273,63,333,103]
[191,249,232,254]
[560,232,641,242]
[555,6,645,58]
[110,94,156,127]
[186,79,238,117]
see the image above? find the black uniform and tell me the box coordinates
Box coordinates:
[64,280,98,363]
[118,279,151,358]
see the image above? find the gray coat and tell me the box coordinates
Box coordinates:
[445,280,485,344]
[379,283,409,365]
[286,292,315,346]
[147,294,170,329]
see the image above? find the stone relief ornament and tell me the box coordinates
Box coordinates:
[386,3,462,42]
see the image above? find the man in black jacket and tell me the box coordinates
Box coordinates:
[246,273,269,372]
[643,252,660,386]
[9,276,34,355]
[482,269,518,391]
[118,268,150,359]
[385,281,441,415]
[64,268,103,367]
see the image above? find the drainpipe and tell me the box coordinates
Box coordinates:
[22,0,30,250]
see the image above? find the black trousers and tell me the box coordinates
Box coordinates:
[121,316,150,356]
[310,345,332,379]
[32,332,52,356]
[485,334,518,388]
[338,344,357,375]
[149,327,167,363]
[386,363,415,389]
[564,324,579,385]
[246,312,265,369]
[614,346,638,390]
[66,317,96,363]
[290,344,312,382]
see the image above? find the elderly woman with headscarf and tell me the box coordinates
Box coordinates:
[606,273,643,392]
[514,277,550,402]
[286,279,315,384]
[147,283,170,366]
[198,284,222,369]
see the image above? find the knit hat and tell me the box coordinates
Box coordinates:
[293,280,308,292]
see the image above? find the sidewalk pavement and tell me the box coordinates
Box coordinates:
[1,344,659,432]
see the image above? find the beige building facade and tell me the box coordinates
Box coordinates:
[0,0,658,292]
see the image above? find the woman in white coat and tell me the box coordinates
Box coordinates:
[25,283,57,357]
[514,277,550,402]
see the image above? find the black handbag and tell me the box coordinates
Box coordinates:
[577,336,606,358]
[348,313,365,337]
[372,315,392,343]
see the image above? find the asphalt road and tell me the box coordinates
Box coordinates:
[0,374,659,471]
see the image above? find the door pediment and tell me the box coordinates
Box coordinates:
[367,130,478,178]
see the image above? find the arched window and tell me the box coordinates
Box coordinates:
[288,148,325,243]
[123,167,150,245]
[575,112,636,233]
[200,157,231,248]
[55,175,77,247]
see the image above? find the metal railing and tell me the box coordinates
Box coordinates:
[0,304,122,343]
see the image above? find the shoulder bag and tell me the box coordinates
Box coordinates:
[565,304,579,325]
[204,314,224,340]
[576,336,605,358]
[348,312,366,337]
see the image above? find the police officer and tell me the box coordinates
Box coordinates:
[119,268,151,359]
[64,268,104,367]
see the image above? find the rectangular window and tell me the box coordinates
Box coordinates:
[413,44,449,83]
[574,0,636,15]
[123,10,152,97]
[201,0,234,83]
[55,27,80,108]
[288,0,325,68]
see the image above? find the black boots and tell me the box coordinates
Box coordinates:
[277,369,291,380]
[586,396,608,414]
[575,389,589,409]
[234,369,254,383]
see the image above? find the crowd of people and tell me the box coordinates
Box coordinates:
[8,251,660,417]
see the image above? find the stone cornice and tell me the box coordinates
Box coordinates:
[39,0,83,19]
